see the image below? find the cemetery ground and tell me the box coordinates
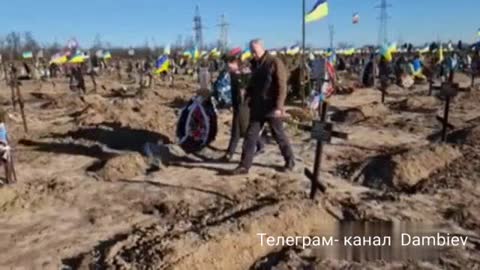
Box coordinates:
[0,71,479,269]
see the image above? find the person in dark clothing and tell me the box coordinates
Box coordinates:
[230,39,295,175]
[378,55,391,91]
[223,51,265,161]
[141,57,153,89]
[70,65,86,95]
[362,54,376,87]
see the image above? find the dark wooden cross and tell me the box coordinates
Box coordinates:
[436,82,458,142]
[305,101,348,199]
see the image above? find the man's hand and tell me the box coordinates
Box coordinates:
[272,108,285,118]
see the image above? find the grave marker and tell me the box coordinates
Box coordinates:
[436,82,458,142]
[305,102,348,199]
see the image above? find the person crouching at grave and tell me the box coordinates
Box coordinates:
[0,110,16,184]
[230,39,295,175]
[222,49,265,162]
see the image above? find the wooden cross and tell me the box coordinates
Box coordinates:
[305,101,348,199]
[436,82,458,142]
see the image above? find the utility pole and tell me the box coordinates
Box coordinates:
[193,5,204,49]
[329,24,335,50]
[376,0,391,46]
[217,14,229,52]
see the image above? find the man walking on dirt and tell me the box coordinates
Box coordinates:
[230,39,295,175]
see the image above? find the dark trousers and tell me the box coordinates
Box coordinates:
[227,110,264,156]
[240,116,294,169]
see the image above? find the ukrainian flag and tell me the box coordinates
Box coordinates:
[287,45,300,55]
[103,51,112,60]
[381,43,396,62]
[305,0,329,23]
[69,52,87,64]
[438,44,444,64]
[183,51,192,58]
[154,55,170,74]
[241,49,252,61]
[193,48,200,60]
[210,48,221,58]
[50,53,68,65]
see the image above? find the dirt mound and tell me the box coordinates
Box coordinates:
[330,108,365,124]
[39,93,85,110]
[460,126,480,145]
[0,187,19,211]
[351,144,462,191]
[389,96,440,113]
[286,108,313,123]
[358,102,390,119]
[72,93,177,141]
[100,153,148,182]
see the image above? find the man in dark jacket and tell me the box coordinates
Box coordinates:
[231,39,295,175]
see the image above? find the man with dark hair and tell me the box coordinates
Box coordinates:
[231,39,295,175]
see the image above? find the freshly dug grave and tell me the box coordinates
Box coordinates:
[350,144,462,191]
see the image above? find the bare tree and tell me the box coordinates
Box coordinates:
[174,35,183,50]
[5,32,22,59]
[23,31,39,52]
[92,34,103,50]
[183,36,195,50]
[337,42,354,49]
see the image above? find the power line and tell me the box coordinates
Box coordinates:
[217,14,229,52]
[193,5,204,49]
[376,0,392,46]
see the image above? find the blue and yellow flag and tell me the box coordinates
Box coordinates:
[154,55,170,74]
[193,47,200,60]
[241,49,252,61]
[210,48,221,58]
[305,0,329,23]
[69,52,87,64]
[103,51,112,60]
[50,53,68,65]
[381,43,396,62]
[438,44,444,64]
[287,44,300,55]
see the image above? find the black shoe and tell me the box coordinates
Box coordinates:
[281,160,295,172]
[255,146,265,156]
[230,166,249,175]
[221,153,233,162]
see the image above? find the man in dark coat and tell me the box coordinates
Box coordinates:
[230,39,295,175]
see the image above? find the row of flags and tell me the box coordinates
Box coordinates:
[49,50,112,65]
